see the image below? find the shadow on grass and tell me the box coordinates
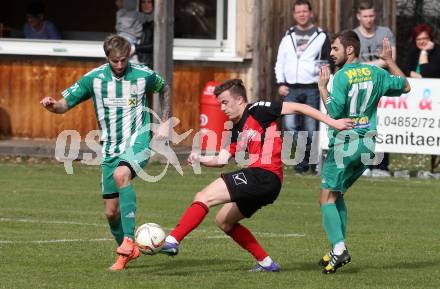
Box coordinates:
[130,257,244,275]
[290,259,439,274]
[286,261,360,274]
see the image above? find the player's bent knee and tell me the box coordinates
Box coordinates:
[215,218,230,232]
[113,167,130,188]
[193,191,208,203]
[214,213,234,233]
[105,209,120,221]
[320,193,339,205]
[193,190,222,208]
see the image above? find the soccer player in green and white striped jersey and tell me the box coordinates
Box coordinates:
[317,30,411,274]
[40,34,171,271]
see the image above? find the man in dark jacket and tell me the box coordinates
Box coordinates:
[135,0,154,67]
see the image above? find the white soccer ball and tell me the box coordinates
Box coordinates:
[135,223,166,255]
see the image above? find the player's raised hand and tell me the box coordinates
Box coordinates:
[331,118,353,131]
[318,65,331,90]
[187,151,200,166]
[40,96,64,113]
[378,38,393,62]
[40,97,68,114]
[420,40,434,52]
[40,96,56,108]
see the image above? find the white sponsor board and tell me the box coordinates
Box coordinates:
[320,78,440,155]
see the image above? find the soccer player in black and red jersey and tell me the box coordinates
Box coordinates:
[160,79,353,271]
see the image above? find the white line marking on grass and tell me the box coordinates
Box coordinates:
[0,232,304,245]
[0,238,113,244]
[0,218,305,240]
[257,233,305,237]
[0,217,106,227]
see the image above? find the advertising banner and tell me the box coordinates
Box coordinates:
[319,78,440,155]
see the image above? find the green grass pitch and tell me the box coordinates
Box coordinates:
[1,160,439,289]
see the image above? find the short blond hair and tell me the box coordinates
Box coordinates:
[103,34,131,57]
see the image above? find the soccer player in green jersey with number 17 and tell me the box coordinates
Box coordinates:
[40,35,171,271]
[317,30,411,274]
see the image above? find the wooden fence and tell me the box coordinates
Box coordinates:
[0,57,248,145]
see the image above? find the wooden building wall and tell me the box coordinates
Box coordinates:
[0,56,101,139]
[0,57,248,146]
[172,62,250,142]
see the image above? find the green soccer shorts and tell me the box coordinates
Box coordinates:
[321,132,375,193]
[101,137,151,198]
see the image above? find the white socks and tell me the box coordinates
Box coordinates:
[165,235,179,244]
[333,241,346,255]
[258,256,273,267]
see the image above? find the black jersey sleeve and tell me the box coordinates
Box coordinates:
[225,126,239,156]
[247,101,282,125]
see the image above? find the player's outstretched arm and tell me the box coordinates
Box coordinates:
[156,85,172,140]
[40,97,69,114]
[281,102,353,131]
[188,149,231,168]
[159,84,172,121]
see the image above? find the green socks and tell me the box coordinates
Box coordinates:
[119,184,137,240]
[335,196,347,238]
[108,219,124,245]
[321,203,344,246]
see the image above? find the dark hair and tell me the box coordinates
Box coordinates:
[333,30,360,57]
[214,79,248,102]
[103,34,131,57]
[293,0,312,11]
[26,1,45,17]
[140,0,154,10]
[357,0,374,12]
[412,23,434,42]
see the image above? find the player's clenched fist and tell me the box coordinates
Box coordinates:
[40,96,68,113]
[40,96,56,107]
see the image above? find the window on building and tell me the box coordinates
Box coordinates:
[173,0,237,60]
[0,0,238,60]
[174,0,228,45]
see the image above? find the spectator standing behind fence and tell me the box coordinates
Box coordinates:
[275,0,332,175]
[23,0,61,40]
[403,23,440,79]
[403,23,440,174]
[115,0,149,62]
[135,0,154,68]
[353,0,395,178]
